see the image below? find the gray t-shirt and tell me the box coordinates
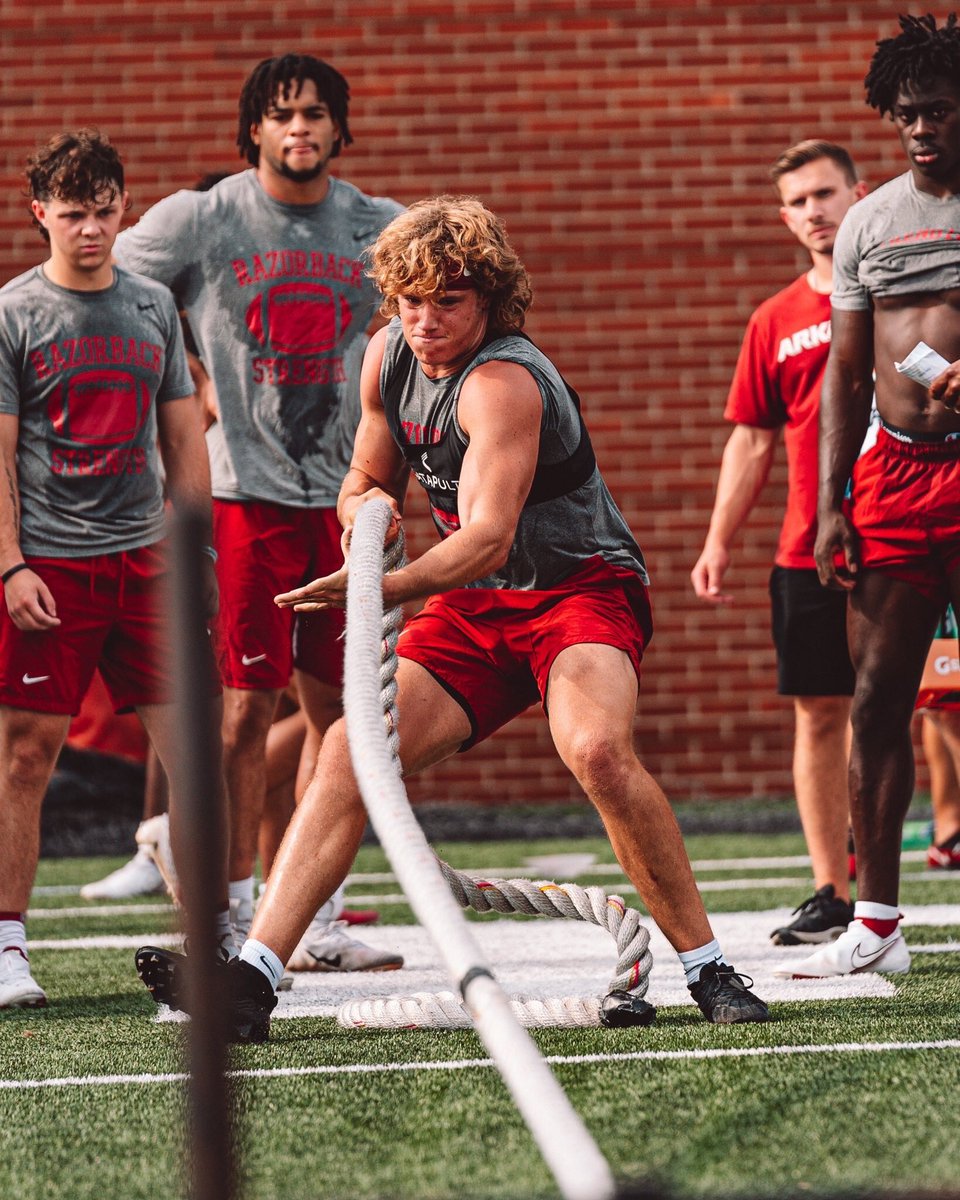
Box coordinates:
[832,171,960,310]
[0,265,193,556]
[115,171,403,506]
[380,319,648,590]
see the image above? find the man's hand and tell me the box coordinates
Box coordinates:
[814,509,860,590]
[929,359,960,414]
[3,568,60,630]
[339,487,402,560]
[275,564,349,612]
[690,543,733,604]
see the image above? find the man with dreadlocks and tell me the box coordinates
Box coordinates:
[775,13,960,979]
[117,55,404,975]
[136,196,770,1041]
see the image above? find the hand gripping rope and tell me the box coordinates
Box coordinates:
[339,499,619,1200]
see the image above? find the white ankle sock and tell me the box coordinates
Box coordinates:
[0,917,27,958]
[677,938,723,985]
[239,939,284,989]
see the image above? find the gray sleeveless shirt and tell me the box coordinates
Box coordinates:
[380,318,647,590]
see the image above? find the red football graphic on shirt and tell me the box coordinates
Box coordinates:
[47,371,150,446]
[244,283,353,353]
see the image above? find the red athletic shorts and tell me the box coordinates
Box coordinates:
[213,499,345,690]
[0,542,207,715]
[396,556,653,749]
[847,427,960,605]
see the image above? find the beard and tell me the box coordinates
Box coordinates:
[274,144,335,185]
[278,158,328,184]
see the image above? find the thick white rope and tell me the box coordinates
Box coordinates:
[340,499,616,1200]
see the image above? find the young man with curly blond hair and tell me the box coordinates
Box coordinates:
[137,196,769,1040]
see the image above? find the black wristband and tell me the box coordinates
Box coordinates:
[1,562,29,585]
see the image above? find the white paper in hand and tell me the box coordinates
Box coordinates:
[894,341,951,387]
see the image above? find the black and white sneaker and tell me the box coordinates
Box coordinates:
[135,947,277,1044]
[688,962,769,1024]
[770,884,854,946]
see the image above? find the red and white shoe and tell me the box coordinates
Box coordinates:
[927,839,960,870]
[0,946,47,1008]
[773,918,910,979]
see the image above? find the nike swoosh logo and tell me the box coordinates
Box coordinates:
[850,940,893,968]
[241,653,267,666]
[22,673,50,685]
[258,954,280,984]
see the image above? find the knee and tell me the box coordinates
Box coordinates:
[851,674,914,742]
[1,728,60,790]
[561,730,633,800]
[221,694,275,758]
[795,695,850,741]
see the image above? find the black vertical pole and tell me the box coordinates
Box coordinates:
[170,504,234,1200]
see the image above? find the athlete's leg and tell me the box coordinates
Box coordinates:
[0,707,70,911]
[546,642,713,953]
[137,699,230,911]
[922,710,960,846]
[249,659,471,964]
[221,686,281,882]
[258,704,305,875]
[291,669,340,805]
[793,694,852,899]
[847,571,941,905]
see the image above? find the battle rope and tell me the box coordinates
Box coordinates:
[336,509,653,1031]
[339,499,618,1200]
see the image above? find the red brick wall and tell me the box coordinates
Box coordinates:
[0,3,938,804]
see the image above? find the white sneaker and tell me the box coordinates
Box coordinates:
[0,947,47,1008]
[135,815,179,899]
[773,918,911,979]
[80,847,165,900]
[287,918,403,973]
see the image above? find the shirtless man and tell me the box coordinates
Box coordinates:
[778,13,960,978]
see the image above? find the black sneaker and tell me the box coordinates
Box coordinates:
[688,962,769,1024]
[770,884,854,946]
[135,947,277,1044]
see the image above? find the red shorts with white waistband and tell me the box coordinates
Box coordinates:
[396,556,653,750]
[213,499,345,690]
[846,427,960,605]
[0,542,217,715]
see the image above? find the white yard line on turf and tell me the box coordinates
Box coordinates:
[3,1039,960,1092]
[33,848,936,896]
[26,864,957,917]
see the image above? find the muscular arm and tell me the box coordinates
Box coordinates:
[0,413,59,629]
[156,395,218,617]
[814,308,875,589]
[690,423,778,603]
[277,334,542,612]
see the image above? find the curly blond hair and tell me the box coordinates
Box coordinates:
[369,195,532,332]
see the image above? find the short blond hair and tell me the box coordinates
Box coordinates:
[369,195,532,333]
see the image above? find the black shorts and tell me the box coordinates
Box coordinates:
[769,565,855,697]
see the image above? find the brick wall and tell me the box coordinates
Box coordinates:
[0,2,938,805]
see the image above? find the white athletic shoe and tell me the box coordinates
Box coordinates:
[0,947,47,1009]
[287,918,403,973]
[773,918,911,979]
[135,814,179,899]
[80,847,165,900]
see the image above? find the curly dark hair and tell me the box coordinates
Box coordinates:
[865,13,960,115]
[237,54,353,164]
[25,129,126,243]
